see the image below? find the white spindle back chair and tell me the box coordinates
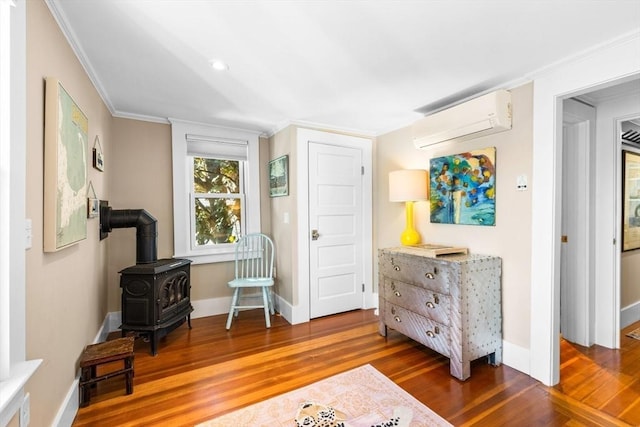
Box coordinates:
[226,233,275,329]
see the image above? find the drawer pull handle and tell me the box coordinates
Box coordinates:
[394,291,401,297]
[426,295,440,308]
[426,327,440,338]
[425,272,435,280]
[393,265,400,271]
[394,316,401,323]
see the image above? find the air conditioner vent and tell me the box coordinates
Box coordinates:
[413,90,512,149]
[622,120,640,147]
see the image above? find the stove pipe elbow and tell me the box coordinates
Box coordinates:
[101,207,158,264]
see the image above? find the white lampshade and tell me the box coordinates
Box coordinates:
[389,169,428,202]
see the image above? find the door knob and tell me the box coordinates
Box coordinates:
[311,229,320,240]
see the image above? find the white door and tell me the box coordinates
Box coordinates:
[560,99,596,346]
[308,142,364,318]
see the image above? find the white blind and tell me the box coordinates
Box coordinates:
[186,134,248,161]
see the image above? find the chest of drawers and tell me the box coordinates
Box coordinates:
[378,246,502,380]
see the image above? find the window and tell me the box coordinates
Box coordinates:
[192,157,243,246]
[171,119,261,264]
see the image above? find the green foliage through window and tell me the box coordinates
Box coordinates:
[193,157,242,245]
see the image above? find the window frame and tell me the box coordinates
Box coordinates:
[1,1,41,424]
[170,119,261,264]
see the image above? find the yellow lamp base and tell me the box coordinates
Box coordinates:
[400,228,421,246]
[400,201,421,246]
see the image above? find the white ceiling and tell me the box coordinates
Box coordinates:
[47,0,640,136]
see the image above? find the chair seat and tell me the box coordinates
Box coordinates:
[228,277,274,288]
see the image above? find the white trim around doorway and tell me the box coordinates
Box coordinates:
[294,128,374,324]
[529,30,640,386]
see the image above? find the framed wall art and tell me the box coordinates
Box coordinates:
[93,135,104,171]
[622,150,640,251]
[87,181,99,219]
[269,155,289,197]
[429,147,496,226]
[43,77,88,251]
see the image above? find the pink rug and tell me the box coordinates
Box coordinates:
[197,364,451,426]
[626,327,640,340]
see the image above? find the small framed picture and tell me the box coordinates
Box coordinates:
[269,155,289,197]
[87,198,99,218]
[93,148,104,171]
[93,135,104,171]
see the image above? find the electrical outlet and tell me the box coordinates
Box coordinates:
[20,393,30,427]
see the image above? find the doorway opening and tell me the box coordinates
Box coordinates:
[558,78,640,377]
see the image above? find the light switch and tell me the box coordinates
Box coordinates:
[283,212,290,224]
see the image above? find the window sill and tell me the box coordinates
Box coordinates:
[175,250,236,265]
[0,359,42,426]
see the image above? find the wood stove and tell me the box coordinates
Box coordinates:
[100,202,193,355]
[119,258,192,355]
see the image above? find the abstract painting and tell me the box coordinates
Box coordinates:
[430,147,496,226]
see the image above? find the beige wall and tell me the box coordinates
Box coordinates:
[375,83,534,349]
[269,127,297,304]
[107,118,174,308]
[24,1,113,425]
[107,118,238,307]
[108,121,273,309]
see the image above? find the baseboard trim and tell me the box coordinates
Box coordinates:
[53,313,113,427]
[275,295,295,324]
[621,301,640,328]
[191,296,233,319]
[502,340,530,376]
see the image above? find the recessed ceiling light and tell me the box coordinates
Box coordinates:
[209,59,229,71]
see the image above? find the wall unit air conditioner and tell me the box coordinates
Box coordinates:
[413,89,512,149]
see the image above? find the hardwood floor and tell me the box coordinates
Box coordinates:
[72,310,639,426]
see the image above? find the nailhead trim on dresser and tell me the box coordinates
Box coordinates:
[378,246,502,381]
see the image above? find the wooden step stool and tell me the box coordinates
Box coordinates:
[79,336,135,407]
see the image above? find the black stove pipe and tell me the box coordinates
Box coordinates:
[100,206,158,264]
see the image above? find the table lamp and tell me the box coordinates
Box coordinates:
[389,169,428,245]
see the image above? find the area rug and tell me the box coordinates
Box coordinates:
[626,327,640,340]
[196,364,451,427]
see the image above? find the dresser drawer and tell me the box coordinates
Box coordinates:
[379,252,450,294]
[383,278,450,325]
[384,304,450,357]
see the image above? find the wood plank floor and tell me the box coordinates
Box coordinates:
[72,310,640,426]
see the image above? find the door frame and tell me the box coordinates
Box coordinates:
[529,31,640,386]
[293,128,374,324]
